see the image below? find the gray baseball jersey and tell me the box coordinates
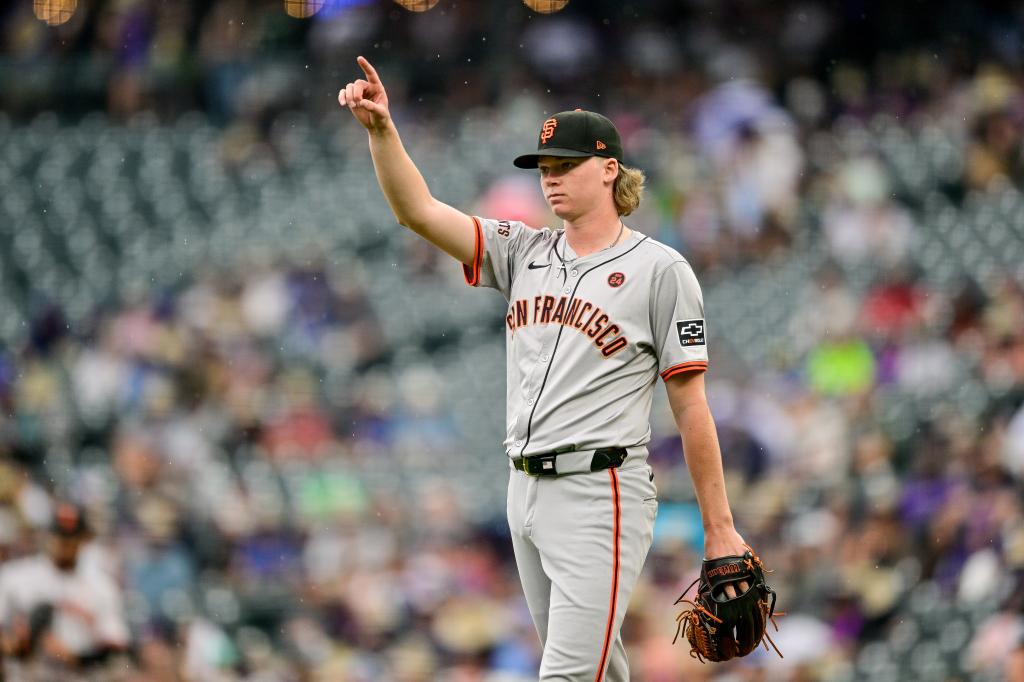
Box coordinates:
[462,216,709,459]
[461,215,709,681]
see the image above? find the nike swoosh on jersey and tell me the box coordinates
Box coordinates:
[528,261,551,270]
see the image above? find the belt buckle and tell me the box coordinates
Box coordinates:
[527,454,557,477]
[591,447,627,472]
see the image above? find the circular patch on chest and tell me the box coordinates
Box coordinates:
[607,272,626,288]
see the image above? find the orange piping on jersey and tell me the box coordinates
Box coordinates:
[595,467,621,682]
[461,216,484,286]
[660,361,709,381]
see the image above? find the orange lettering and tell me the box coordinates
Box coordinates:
[577,303,596,330]
[601,337,628,357]
[551,296,567,324]
[707,564,743,578]
[540,295,555,324]
[565,298,581,328]
[587,314,609,338]
[516,300,529,328]
[594,324,619,348]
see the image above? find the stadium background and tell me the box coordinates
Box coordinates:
[1,0,1024,679]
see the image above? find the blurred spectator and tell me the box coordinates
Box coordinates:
[823,156,915,269]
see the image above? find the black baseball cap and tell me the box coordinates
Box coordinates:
[513,109,624,169]
[50,502,89,537]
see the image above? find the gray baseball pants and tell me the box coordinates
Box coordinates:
[507,453,658,681]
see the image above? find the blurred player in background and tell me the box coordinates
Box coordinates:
[0,503,129,680]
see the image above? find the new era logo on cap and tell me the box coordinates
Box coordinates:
[676,319,706,346]
[596,140,606,150]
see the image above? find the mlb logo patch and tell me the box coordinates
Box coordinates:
[676,319,706,346]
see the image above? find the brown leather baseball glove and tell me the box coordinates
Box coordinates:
[673,547,783,663]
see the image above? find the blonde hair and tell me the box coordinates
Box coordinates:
[613,164,645,216]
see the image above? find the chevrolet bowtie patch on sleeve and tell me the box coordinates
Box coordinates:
[676,319,706,347]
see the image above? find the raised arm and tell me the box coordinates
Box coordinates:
[339,56,476,265]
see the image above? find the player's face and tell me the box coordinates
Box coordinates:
[47,533,83,571]
[538,156,612,220]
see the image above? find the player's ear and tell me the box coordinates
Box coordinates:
[604,158,620,185]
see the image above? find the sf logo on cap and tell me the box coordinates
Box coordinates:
[540,118,558,144]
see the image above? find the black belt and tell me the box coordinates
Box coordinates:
[512,447,628,477]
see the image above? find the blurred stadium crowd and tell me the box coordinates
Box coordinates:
[2,0,1024,680]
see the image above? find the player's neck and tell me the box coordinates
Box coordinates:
[562,211,628,258]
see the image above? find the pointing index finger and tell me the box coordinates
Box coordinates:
[358,56,381,85]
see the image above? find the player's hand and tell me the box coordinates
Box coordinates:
[338,56,391,134]
[41,632,75,664]
[704,525,751,599]
[1,616,31,656]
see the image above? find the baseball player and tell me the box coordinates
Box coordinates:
[0,503,129,679]
[339,56,749,681]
